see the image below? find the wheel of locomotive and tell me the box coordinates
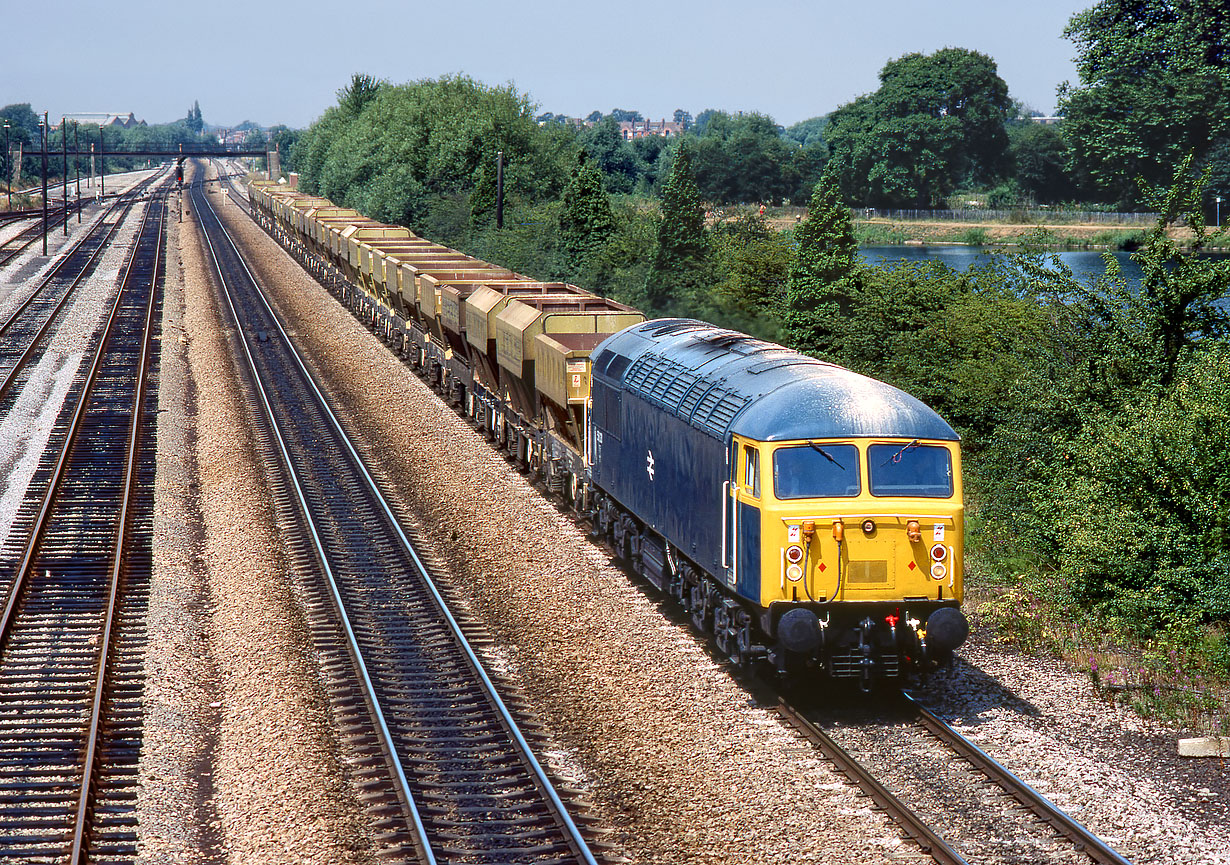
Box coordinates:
[690,579,713,632]
[671,563,692,610]
[569,472,582,513]
[733,609,757,668]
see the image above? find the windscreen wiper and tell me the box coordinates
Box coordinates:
[809,441,846,470]
[880,439,919,466]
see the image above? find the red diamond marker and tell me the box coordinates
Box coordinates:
[818,562,827,572]
[908,561,917,570]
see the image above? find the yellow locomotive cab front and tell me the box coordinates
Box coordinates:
[732,434,967,681]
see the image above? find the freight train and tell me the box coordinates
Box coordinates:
[246,178,969,688]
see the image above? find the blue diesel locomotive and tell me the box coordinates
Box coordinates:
[587,320,968,685]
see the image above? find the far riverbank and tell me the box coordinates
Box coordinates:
[761,206,1230,251]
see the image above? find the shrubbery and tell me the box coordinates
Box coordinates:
[294,74,1230,689]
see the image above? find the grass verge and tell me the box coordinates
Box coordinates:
[966,565,1230,736]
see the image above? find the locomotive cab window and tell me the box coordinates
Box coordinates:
[773,443,860,499]
[742,445,760,498]
[869,443,953,498]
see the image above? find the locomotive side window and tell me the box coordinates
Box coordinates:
[773,444,860,499]
[743,445,760,498]
[868,443,953,498]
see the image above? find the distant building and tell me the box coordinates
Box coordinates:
[537,115,684,138]
[218,129,252,146]
[57,112,146,129]
[1030,116,1062,125]
[618,119,682,139]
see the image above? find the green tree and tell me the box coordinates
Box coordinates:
[555,153,615,282]
[1007,121,1075,203]
[643,140,708,314]
[186,100,203,135]
[782,171,860,356]
[1,104,40,188]
[707,212,794,339]
[977,160,1230,630]
[690,111,811,204]
[294,75,573,231]
[826,48,1012,206]
[337,73,384,117]
[783,116,828,149]
[576,116,644,193]
[1058,0,1230,206]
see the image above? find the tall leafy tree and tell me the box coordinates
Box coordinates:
[1007,121,1075,203]
[1058,0,1230,207]
[643,141,708,314]
[782,171,860,356]
[690,111,812,204]
[294,75,572,230]
[186,100,203,134]
[337,73,384,117]
[576,116,644,193]
[555,153,615,281]
[825,48,1011,206]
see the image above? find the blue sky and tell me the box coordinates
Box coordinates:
[8,0,1091,130]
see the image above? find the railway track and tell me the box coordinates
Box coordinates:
[190,164,605,864]
[776,691,1134,865]
[0,179,168,862]
[0,173,162,409]
[0,197,94,267]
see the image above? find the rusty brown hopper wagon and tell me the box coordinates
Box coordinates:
[463,283,591,395]
[494,296,643,422]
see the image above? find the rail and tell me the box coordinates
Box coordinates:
[901,692,1135,865]
[0,179,167,862]
[189,163,600,865]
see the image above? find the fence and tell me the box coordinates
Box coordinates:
[857,208,1160,225]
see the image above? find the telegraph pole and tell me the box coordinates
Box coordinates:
[41,114,48,255]
[74,121,81,222]
[3,121,9,212]
[61,117,68,235]
[495,150,504,229]
[98,125,104,198]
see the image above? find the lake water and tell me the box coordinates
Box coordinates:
[858,245,1146,284]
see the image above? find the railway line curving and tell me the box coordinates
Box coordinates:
[776,688,1136,865]
[0,175,169,863]
[189,166,606,865]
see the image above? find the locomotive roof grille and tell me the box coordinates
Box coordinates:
[591,319,959,442]
[695,390,750,436]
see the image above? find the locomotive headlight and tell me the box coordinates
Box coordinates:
[930,562,947,580]
[861,519,876,535]
[785,544,804,564]
[929,543,947,561]
[786,564,803,581]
